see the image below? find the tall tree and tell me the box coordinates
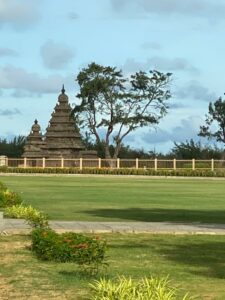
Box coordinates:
[73,62,172,159]
[199,97,225,144]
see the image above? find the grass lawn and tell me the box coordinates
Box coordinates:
[1,234,225,299]
[1,175,225,223]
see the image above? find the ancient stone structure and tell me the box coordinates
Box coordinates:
[22,87,97,161]
[22,119,45,158]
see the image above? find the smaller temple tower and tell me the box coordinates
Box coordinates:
[22,119,45,158]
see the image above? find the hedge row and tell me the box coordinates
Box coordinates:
[1,166,225,177]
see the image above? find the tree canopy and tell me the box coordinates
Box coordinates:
[0,136,26,157]
[170,139,222,159]
[73,62,172,159]
[199,97,225,144]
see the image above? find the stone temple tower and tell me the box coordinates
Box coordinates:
[43,85,85,158]
[22,86,97,162]
[22,119,45,158]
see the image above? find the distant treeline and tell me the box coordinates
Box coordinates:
[83,138,224,160]
[0,136,26,158]
[0,136,223,159]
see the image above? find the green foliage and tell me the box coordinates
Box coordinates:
[199,97,225,145]
[171,139,223,159]
[73,62,172,159]
[0,135,26,157]
[31,228,107,275]
[1,165,225,178]
[4,205,49,228]
[89,276,192,300]
[0,189,22,208]
[0,181,7,191]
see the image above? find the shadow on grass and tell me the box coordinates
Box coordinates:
[108,237,225,279]
[156,239,225,279]
[82,208,225,224]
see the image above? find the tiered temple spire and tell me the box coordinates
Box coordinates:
[43,86,85,158]
[23,87,86,159]
[22,119,45,158]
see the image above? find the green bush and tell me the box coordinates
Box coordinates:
[89,276,192,300]
[4,205,49,228]
[31,228,107,274]
[0,189,22,208]
[0,181,7,191]
[0,165,223,177]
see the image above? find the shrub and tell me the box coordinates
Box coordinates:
[89,276,192,300]
[0,181,7,191]
[0,189,22,208]
[0,165,223,178]
[4,205,49,228]
[31,228,107,274]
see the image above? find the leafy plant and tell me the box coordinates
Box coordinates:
[0,189,22,208]
[0,181,7,191]
[31,228,107,275]
[89,276,193,300]
[4,205,49,228]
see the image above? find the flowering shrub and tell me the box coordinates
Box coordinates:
[0,189,22,208]
[31,228,107,274]
[4,205,49,228]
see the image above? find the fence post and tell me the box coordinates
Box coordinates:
[192,159,195,171]
[61,157,64,168]
[24,157,27,168]
[136,158,139,169]
[80,158,83,170]
[98,158,101,169]
[211,159,214,171]
[154,158,158,171]
[117,158,120,169]
[173,158,176,170]
[42,157,45,168]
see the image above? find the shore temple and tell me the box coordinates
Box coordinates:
[22,86,96,162]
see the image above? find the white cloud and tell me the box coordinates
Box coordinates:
[0,108,21,116]
[111,0,225,19]
[0,47,18,57]
[40,40,75,70]
[141,42,162,50]
[0,64,73,95]
[0,0,41,30]
[123,57,198,73]
[176,81,217,102]
[67,12,79,20]
[142,116,202,144]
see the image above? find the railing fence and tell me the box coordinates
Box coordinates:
[0,157,224,171]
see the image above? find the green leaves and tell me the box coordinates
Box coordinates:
[199,97,225,143]
[89,276,193,300]
[73,63,172,158]
[4,205,49,228]
[0,189,22,208]
[31,228,107,275]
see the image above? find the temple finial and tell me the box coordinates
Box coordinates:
[61,84,65,94]
[34,119,38,124]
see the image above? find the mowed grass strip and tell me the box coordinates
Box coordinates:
[1,234,225,299]
[1,175,225,223]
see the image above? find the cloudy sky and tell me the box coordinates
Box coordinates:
[0,0,224,153]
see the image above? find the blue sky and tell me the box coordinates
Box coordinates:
[0,0,225,153]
